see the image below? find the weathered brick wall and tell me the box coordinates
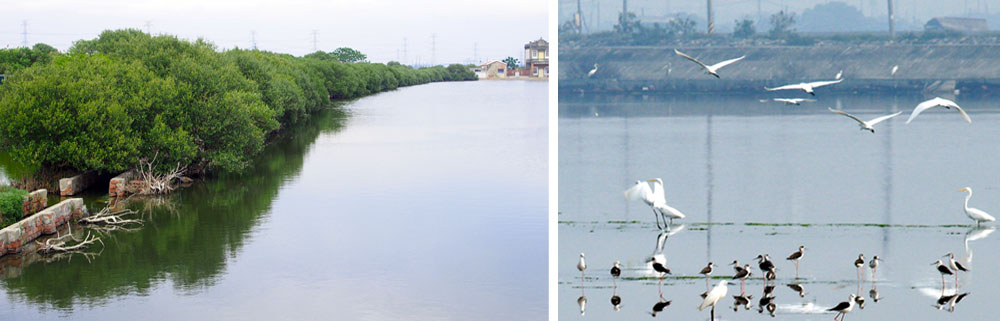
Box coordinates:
[59,172,98,196]
[0,198,88,257]
[109,170,137,198]
[20,189,47,217]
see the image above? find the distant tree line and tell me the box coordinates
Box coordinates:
[0,29,476,175]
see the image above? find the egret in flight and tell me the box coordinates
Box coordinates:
[835,70,843,79]
[674,49,745,78]
[587,64,598,77]
[768,98,816,105]
[625,178,686,230]
[905,97,971,124]
[828,108,902,133]
[958,187,995,226]
[765,79,843,96]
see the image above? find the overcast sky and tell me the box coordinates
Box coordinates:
[2,0,548,65]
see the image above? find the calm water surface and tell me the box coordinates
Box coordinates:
[0,80,547,320]
[560,93,1000,320]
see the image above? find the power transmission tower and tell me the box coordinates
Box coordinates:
[887,0,895,37]
[21,21,28,47]
[403,37,408,66]
[707,0,714,34]
[145,21,152,34]
[251,31,257,50]
[473,42,478,63]
[311,30,318,51]
[431,33,436,66]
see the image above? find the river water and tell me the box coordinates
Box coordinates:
[0,80,547,320]
[559,93,1000,320]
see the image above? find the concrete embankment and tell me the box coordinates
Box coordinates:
[0,198,88,257]
[559,44,1000,94]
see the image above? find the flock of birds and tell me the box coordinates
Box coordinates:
[574,48,997,319]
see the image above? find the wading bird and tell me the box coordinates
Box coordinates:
[587,64,598,77]
[698,280,730,316]
[933,260,954,289]
[905,97,971,124]
[958,187,995,226]
[755,254,776,281]
[610,261,621,287]
[828,108,902,133]
[828,294,857,321]
[764,79,843,96]
[733,264,752,293]
[869,256,882,279]
[854,254,865,282]
[699,262,715,291]
[578,253,587,285]
[786,246,806,277]
[625,178,686,230]
[943,253,969,284]
[673,49,745,78]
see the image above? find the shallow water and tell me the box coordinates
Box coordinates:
[0,80,548,320]
[559,93,1000,320]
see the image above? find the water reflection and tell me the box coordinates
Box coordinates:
[649,297,671,317]
[787,283,806,297]
[732,294,753,311]
[578,295,587,316]
[610,293,621,311]
[0,108,348,309]
[935,292,970,312]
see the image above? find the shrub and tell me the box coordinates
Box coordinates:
[0,187,27,226]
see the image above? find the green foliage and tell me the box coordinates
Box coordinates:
[0,43,59,74]
[330,47,367,63]
[0,187,27,227]
[668,16,697,36]
[502,56,519,69]
[615,11,640,34]
[769,10,797,39]
[733,19,756,38]
[0,29,475,175]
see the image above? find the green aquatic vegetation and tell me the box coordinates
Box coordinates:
[0,186,27,227]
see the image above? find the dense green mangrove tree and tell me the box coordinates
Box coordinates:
[0,29,476,175]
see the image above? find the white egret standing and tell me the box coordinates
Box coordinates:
[958,187,996,226]
[828,108,902,133]
[587,64,598,77]
[698,280,729,320]
[625,178,687,230]
[765,79,843,96]
[674,49,745,78]
[905,97,971,124]
[828,294,857,321]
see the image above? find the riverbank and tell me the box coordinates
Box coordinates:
[0,29,477,189]
[560,43,1000,95]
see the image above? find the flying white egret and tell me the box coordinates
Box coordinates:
[835,70,843,79]
[587,64,598,77]
[958,187,995,226]
[765,79,843,96]
[828,108,902,133]
[771,98,816,105]
[625,178,687,229]
[891,65,899,76]
[905,97,971,124]
[674,49,745,78]
[828,294,857,321]
[698,280,729,311]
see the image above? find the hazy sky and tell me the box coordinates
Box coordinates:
[560,0,998,31]
[2,0,548,65]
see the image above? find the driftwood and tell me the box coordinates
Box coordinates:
[80,196,143,227]
[35,224,104,254]
[136,152,186,195]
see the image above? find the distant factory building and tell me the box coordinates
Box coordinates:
[925,17,988,33]
[524,38,548,78]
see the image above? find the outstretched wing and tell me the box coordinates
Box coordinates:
[674,49,710,71]
[624,181,652,202]
[650,179,667,204]
[828,108,866,126]
[764,83,804,91]
[951,104,972,123]
[866,111,903,126]
[805,79,843,88]
[708,55,745,71]
[906,98,940,124]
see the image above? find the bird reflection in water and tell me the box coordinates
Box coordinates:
[757,295,776,317]
[869,286,882,303]
[732,294,753,311]
[577,295,587,316]
[650,298,671,317]
[935,292,970,312]
[610,294,621,312]
[787,283,805,297]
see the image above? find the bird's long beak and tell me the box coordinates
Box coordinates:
[958,188,968,192]
[646,179,657,182]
